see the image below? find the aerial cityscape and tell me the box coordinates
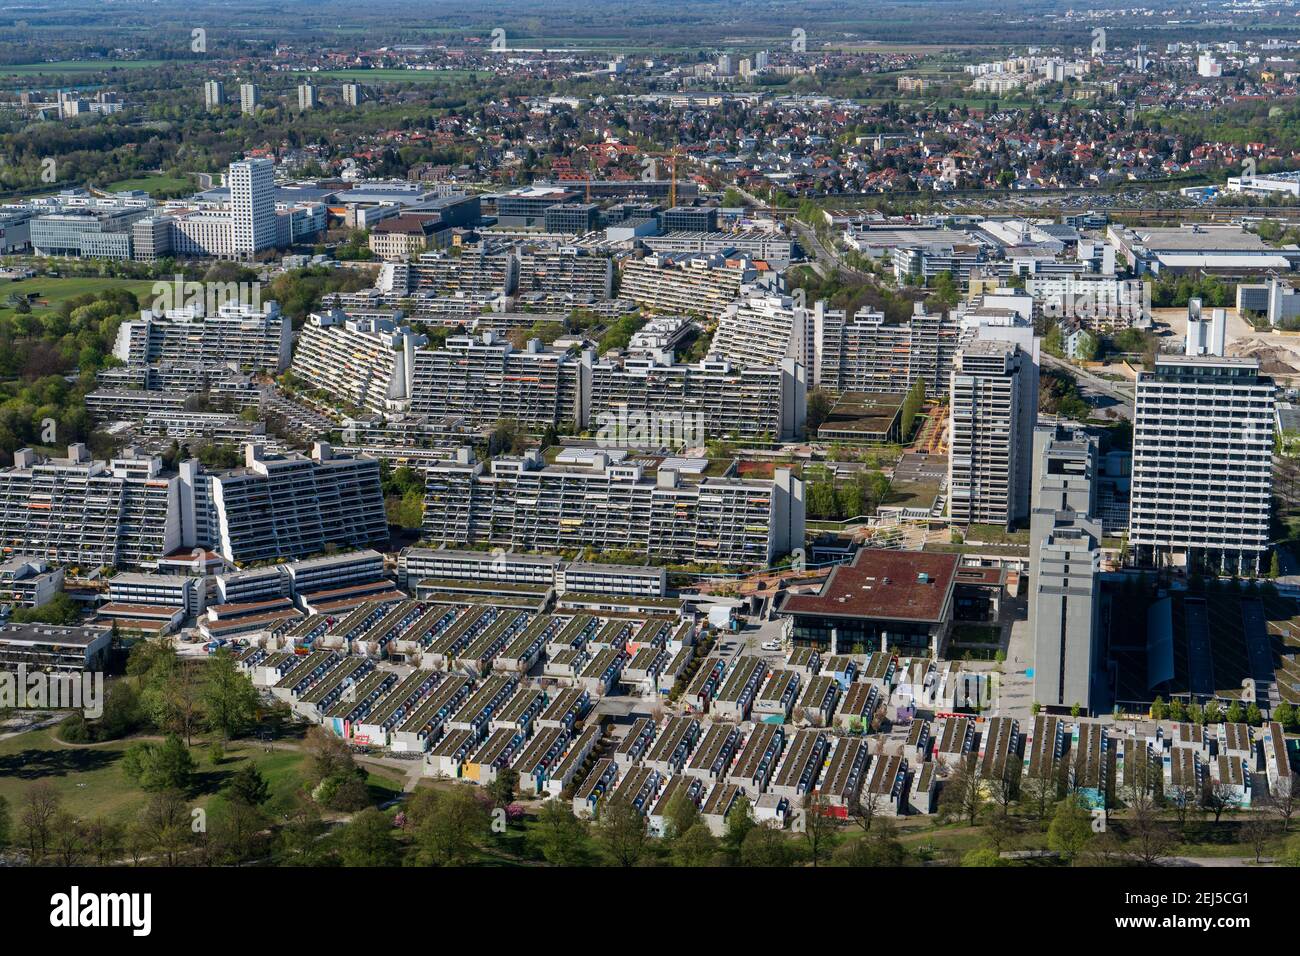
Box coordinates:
[0,0,1296,915]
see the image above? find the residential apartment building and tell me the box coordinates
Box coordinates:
[297,83,317,110]
[814,302,960,396]
[203,80,225,110]
[239,83,259,115]
[0,445,180,570]
[113,301,293,373]
[517,248,613,300]
[1029,424,1104,715]
[408,332,586,429]
[710,289,813,370]
[0,556,64,611]
[948,339,1033,527]
[422,448,804,567]
[290,310,427,415]
[402,247,518,296]
[1129,312,1275,573]
[642,230,794,268]
[590,354,806,442]
[228,157,277,255]
[618,253,750,320]
[195,443,387,566]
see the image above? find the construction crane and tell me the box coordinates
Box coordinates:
[642,150,682,208]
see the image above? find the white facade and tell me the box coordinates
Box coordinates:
[229,157,277,255]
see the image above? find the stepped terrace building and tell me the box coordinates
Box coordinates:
[422,447,804,567]
[0,445,180,570]
[517,247,613,300]
[618,253,753,320]
[290,310,427,415]
[195,443,387,566]
[409,332,586,430]
[710,289,814,371]
[814,303,961,398]
[112,301,293,373]
[590,354,806,442]
[398,247,518,296]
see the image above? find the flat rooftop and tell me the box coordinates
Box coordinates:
[779,549,959,623]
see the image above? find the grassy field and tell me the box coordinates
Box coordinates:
[0,721,404,824]
[0,60,169,76]
[104,174,193,196]
[0,276,160,317]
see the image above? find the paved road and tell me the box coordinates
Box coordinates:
[1042,353,1134,420]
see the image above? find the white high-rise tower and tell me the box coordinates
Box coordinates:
[228,157,277,256]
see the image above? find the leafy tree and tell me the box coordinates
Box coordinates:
[276,796,329,866]
[1275,701,1298,733]
[740,822,799,866]
[338,808,401,867]
[1047,798,1093,865]
[528,799,592,866]
[671,822,719,867]
[834,818,909,866]
[408,786,491,866]
[122,735,196,793]
[226,765,270,807]
[661,792,701,842]
[722,795,756,863]
[202,649,260,740]
[806,388,833,435]
[486,769,518,810]
[961,847,1004,867]
[594,796,650,867]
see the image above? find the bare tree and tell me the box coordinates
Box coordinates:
[20,781,61,862]
[135,789,193,866]
[1123,785,1176,866]
[939,754,984,827]
[84,818,125,866]
[1022,769,1059,821]
[1267,777,1297,834]
[1199,781,1235,825]
[50,811,88,867]
[1241,813,1277,864]
[1166,784,1198,835]
[849,789,884,832]
[799,792,842,867]
[987,758,1021,817]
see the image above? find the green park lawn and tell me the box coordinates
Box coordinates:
[0,721,404,825]
[0,60,168,76]
[0,276,160,317]
[104,174,194,197]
